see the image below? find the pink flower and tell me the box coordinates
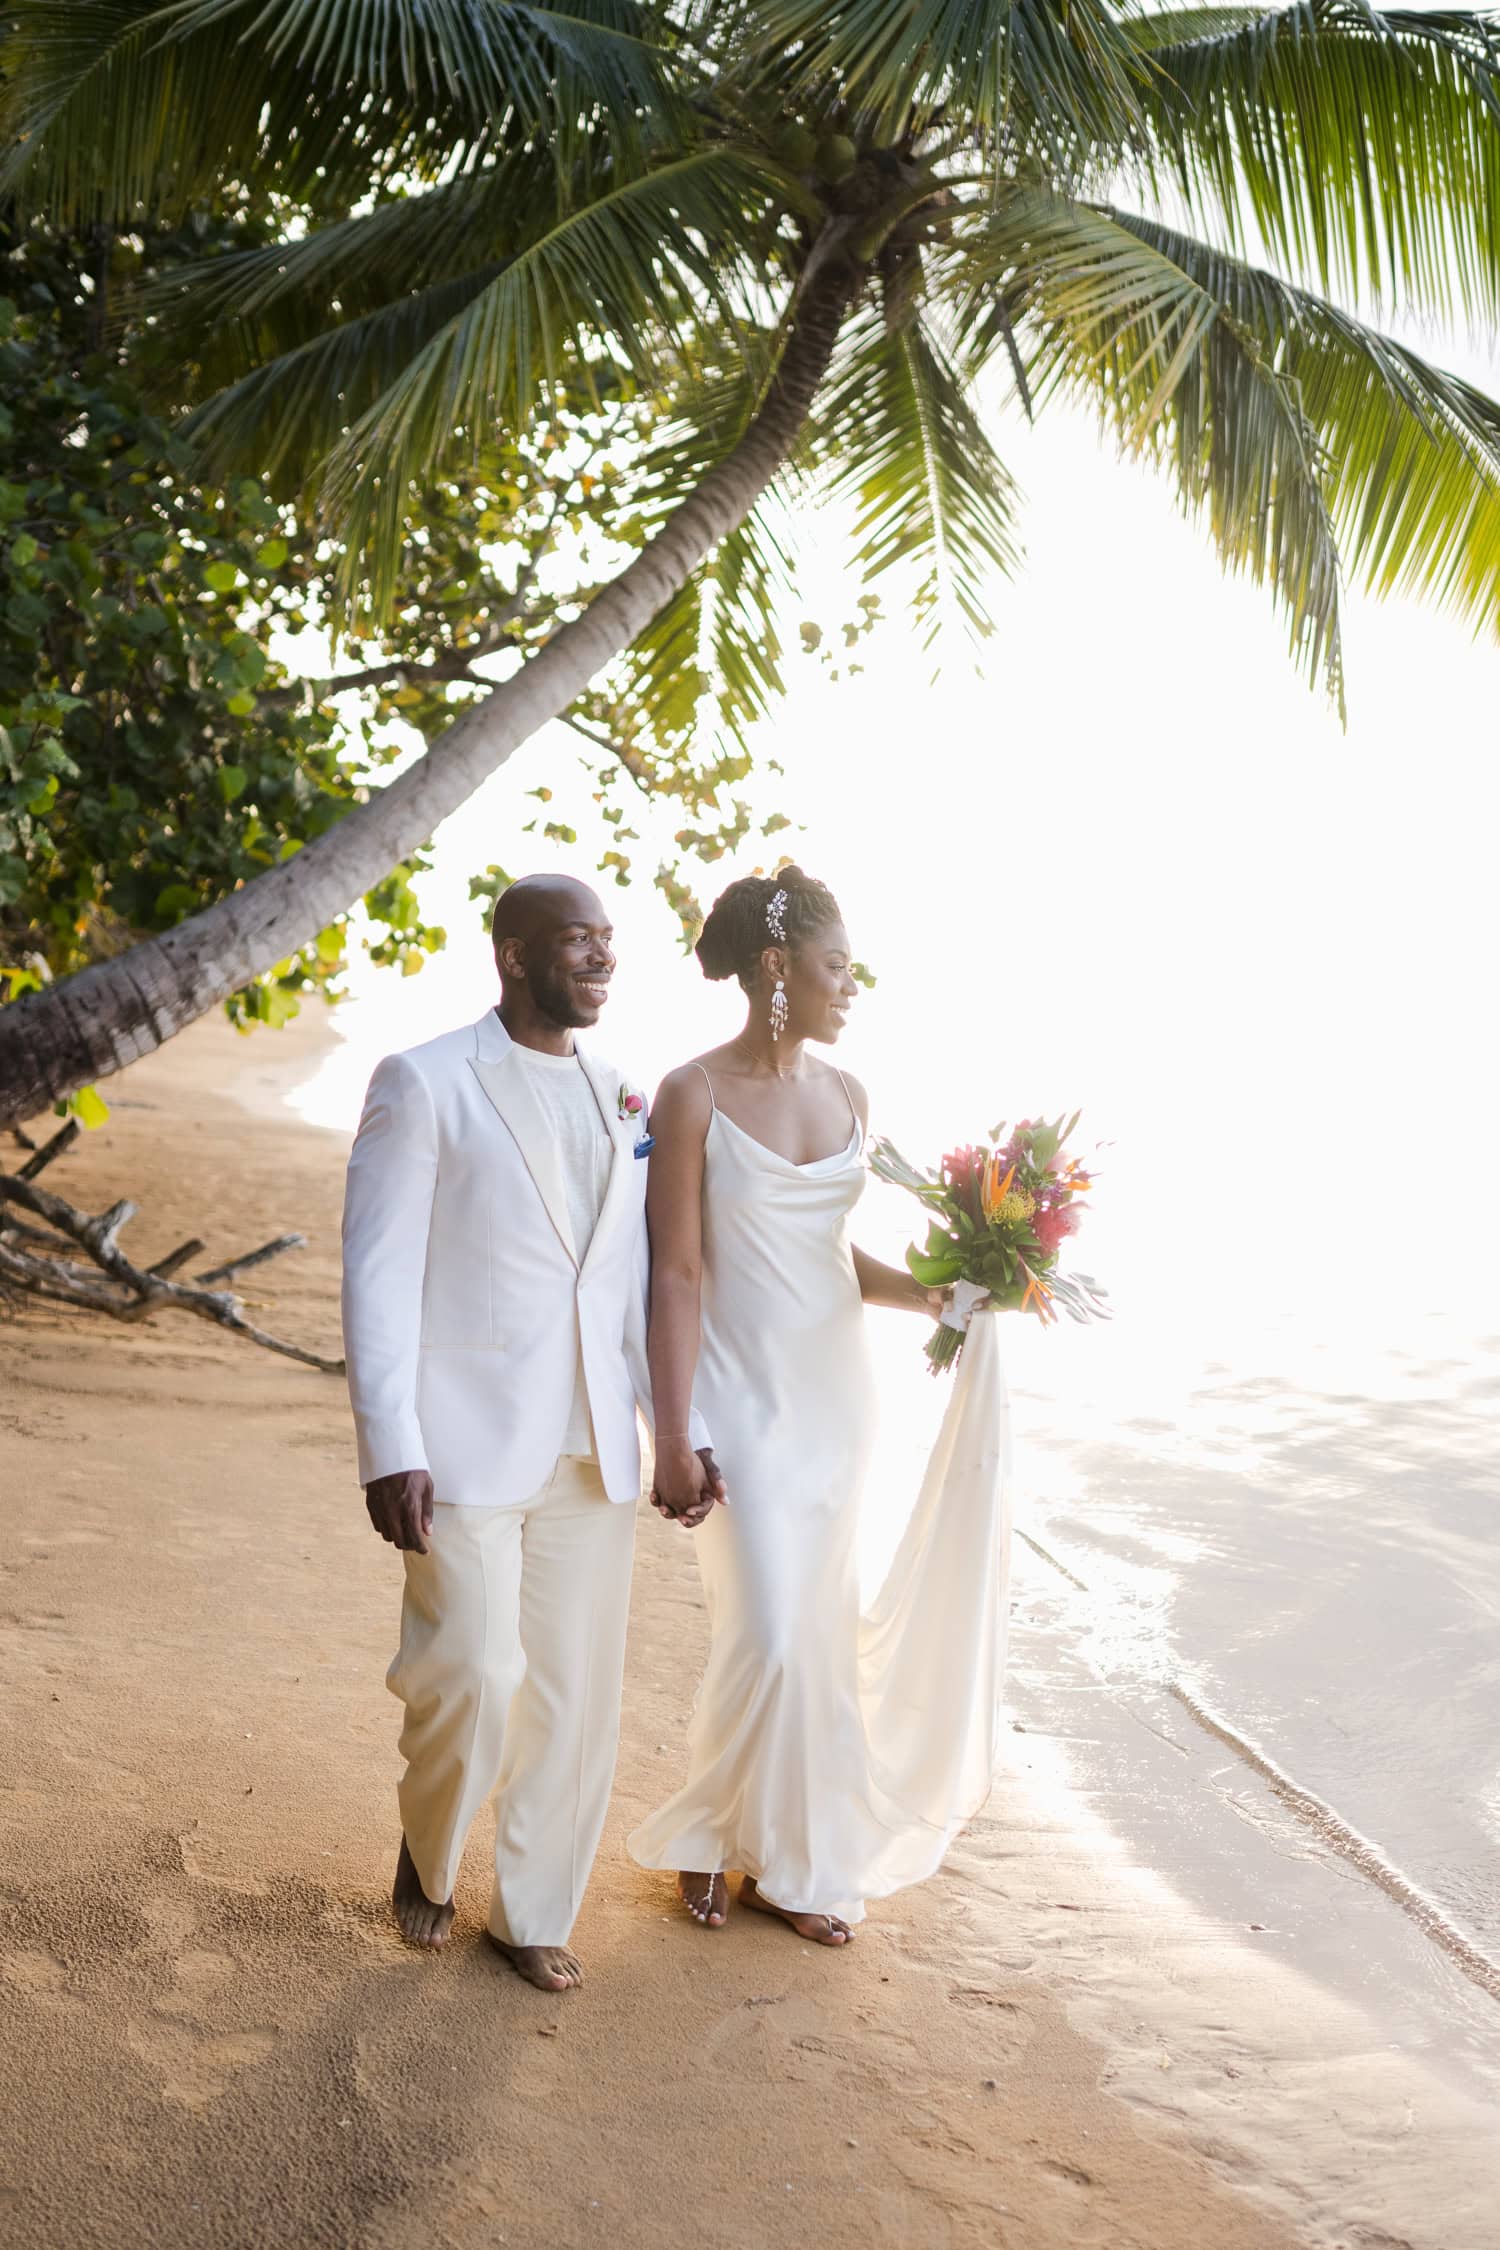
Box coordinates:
[1031,1204,1082,1255]
[624,1093,643,1114]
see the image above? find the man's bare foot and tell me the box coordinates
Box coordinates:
[487,1935,584,1992]
[677,1871,729,1928]
[739,1874,853,1946]
[392,1835,454,1948]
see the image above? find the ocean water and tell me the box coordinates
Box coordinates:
[857,1258,1500,2096]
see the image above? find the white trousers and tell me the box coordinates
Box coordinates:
[387,1457,636,1946]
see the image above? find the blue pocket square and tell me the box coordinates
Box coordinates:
[634,1135,655,1159]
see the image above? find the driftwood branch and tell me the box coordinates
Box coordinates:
[195,1233,306,1285]
[0,1165,343,1375]
[20,1120,79,1179]
[148,1237,206,1279]
[0,1215,78,1254]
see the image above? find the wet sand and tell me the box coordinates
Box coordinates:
[2,1014,1497,2248]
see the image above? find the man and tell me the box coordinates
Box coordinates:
[341,874,719,1991]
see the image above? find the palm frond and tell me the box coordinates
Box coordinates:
[314,150,781,609]
[749,0,1150,162]
[0,0,673,219]
[814,309,1022,649]
[1128,1,1500,321]
[589,345,798,758]
[590,503,794,764]
[152,144,567,419]
[183,273,509,495]
[960,187,1346,700]
[1110,209,1500,636]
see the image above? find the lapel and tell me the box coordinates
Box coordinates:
[574,1040,635,1277]
[468,1011,578,1268]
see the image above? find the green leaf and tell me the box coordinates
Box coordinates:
[255,981,301,1028]
[256,536,289,568]
[203,559,240,592]
[70,1083,109,1130]
[217,763,248,801]
[907,1248,965,1288]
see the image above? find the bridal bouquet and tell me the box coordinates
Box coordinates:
[869,1114,1110,1372]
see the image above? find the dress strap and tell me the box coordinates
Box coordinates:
[833,1069,858,1133]
[691,1061,718,1113]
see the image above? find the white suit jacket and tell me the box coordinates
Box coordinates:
[340,1008,701,1506]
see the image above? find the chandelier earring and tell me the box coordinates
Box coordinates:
[765,887,790,1042]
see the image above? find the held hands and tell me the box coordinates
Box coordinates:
[651,1437,728,1531]
[366,1468,435,1553]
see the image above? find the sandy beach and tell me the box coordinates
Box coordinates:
[4,1014,1499,2250]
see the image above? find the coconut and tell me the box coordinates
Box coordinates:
[816,134,859,183]
[773,121,818,172]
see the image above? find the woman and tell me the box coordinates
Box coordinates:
[628,867,1009,1946]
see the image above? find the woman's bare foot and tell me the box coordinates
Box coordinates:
[392,1835,454,1948]
[487,1936,584,1992]
[677,1871,729,1928]
[739,1875,853,1946]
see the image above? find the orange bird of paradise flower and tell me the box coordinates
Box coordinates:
[981,1157,1016,1220]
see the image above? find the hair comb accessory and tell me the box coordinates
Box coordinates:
[765,888,788,943]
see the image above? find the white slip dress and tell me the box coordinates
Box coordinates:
[627,1070,1012,1925]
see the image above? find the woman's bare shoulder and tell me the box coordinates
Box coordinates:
[651,1056,720,1129]
[829,1060,870,1122]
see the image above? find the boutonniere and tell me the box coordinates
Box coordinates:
[618,1079,653,1157]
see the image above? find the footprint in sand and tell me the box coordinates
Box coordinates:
[127,1938,278,2108]
[2,1947,83,2017]
[126,2017,278,2109]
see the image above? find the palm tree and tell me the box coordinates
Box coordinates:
[4,0,1500,1126]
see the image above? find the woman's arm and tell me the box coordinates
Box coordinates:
[646,1065,717,1519]
[852,1243,939,1313]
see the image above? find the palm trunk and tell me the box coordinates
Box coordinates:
[0,239,860,1129]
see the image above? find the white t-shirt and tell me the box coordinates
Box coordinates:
[514,1046,613,1457]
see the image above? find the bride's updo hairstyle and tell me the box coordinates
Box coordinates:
[695,866,843,990]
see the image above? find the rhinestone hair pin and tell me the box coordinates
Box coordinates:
[765,888,788,943]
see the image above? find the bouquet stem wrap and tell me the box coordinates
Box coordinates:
[939,1277,992,1336]
[929,1275,990,1373]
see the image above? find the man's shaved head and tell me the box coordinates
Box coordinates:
[491,872,606,949]
[492,873,615,1039]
